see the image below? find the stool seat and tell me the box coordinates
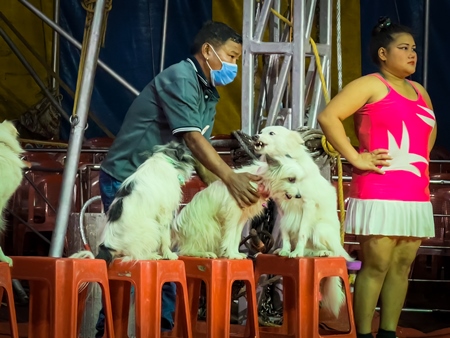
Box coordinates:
[107,259,192,338]
[10,256,115,338]
[0,263,19,338]
[254,254,356,338]
[178,256,259,338]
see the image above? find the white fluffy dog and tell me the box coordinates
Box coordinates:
[72,141,196,263]
[173,155,306,259]
[0,120,26,266]
[253,125,351,260]
[253,125,352,317]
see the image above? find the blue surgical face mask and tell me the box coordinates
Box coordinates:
[206,45,238,87]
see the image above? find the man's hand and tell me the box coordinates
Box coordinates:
[222,171,261,208]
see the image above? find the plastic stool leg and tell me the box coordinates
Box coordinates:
[135,273,162,337]
[109,280,131,337]
[28,280,50,338]
[206,275,231,338]
[0,264,19,338]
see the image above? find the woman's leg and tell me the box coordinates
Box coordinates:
[378,238,421,331]
[354,236,397,335]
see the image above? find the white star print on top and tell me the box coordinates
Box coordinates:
[382,122,428,177]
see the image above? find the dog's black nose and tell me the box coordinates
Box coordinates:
[295,194,302,199]
[252,135,259,141]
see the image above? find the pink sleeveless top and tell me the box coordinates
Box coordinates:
[350,73,436,202]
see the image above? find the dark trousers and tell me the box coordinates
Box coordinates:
[95,170,176,337]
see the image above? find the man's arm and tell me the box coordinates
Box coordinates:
[194,159,219,186]
[183,131,261,208]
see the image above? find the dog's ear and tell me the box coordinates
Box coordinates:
[265,154,280,167]
[293,131,305,145]
[174,143,186,160]
[175,143,195,165]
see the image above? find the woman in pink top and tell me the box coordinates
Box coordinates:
[318,17,437,338]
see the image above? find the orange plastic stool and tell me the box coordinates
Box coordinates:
[107,259,192,338]
[0,263,19,338]
[10,256,115,338]
[178,256,259,338]
[254,254,356,338]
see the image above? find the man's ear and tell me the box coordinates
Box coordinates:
[201,43,213,60]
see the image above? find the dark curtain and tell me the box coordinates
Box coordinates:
[59,0,212,139]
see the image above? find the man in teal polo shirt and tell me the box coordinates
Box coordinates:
[95,21,262,336]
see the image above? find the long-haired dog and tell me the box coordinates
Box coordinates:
[173,155,306,259]
[0,120,26,266]
[72,141,196,263]
[253,125,352,317]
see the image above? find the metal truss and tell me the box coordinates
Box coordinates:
[241,0,332,135]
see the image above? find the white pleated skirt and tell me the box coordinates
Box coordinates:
[345,198,435,238]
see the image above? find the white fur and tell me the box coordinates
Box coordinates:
[173,156,306,259]
[254,125,352,317]
[0,120,25,266]
[70,142,196,263]
[103,152,193,261]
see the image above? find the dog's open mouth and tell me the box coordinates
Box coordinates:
[253,141,266,151]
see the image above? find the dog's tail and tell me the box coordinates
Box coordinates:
[107,181,134,223]
[0,218,5,235]
[0,198,9,233]
[321,276,345,318]
[69,244,114,265]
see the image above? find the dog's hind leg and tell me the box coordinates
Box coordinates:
[289,200,315,258]
[160,223,178,260]
[313,222,354,261]
[178,249,218,259]
[221,220,247,260]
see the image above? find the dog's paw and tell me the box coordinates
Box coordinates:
[278,249,291,257]
[2,255,13,267]
[146,254,163,260]
[288,250,305,258]
[205,252,218,259]
[163,252,178,260]
[223,252,247,260]
[0,249,12,266]
[316,250,333,257]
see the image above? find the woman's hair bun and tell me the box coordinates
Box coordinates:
[373,16,392,35]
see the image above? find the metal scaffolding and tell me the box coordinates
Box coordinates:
[241,0,332,135]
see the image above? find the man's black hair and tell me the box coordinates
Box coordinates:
[190,21,242,55]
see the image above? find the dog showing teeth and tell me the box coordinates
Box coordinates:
[253,125,353,318]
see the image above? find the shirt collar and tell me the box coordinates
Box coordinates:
[187,56,219,98]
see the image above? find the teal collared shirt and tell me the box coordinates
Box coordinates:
[101,57,219,182]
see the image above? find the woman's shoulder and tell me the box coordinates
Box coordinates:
[342,74,387,97]
[346,73,385,88]
[410,81,433,108]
